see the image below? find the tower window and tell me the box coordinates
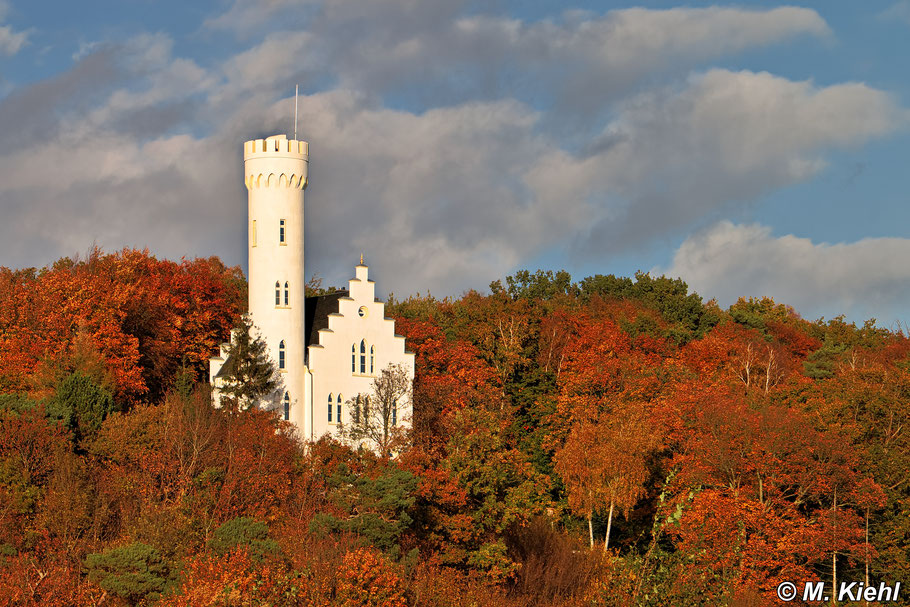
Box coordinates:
[392,399,397,427]
[284,281,289,306]
[278,340,286,370]
[370,345,375,374]
[283,392,290,421]
[279,219,286,244]
[251,220,257,247]
[352,344,356,373]
[328,394,333,423]
[275,281,280,306]
[336,394,342,425]
[360,340,366,374]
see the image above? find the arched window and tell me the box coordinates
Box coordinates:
[278,340,286,370]
[360,340,366,374]
[363,396,370,423]
[391,398,397,427]
[351,344,356,373]
[283,392,290,421]
[354,395,361,424]
[327,394,333,423]
[275,281,280,306]
[336,394,342,425]
[284,281,289,306]
[279,219,286,244]
[370,345,375,374]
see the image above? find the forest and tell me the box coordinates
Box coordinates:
[0,248,907,606]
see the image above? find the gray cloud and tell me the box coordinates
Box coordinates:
[0,1,29,56]
[0,2,905,308]
[658,221,910,324]
[209,2,830,114]
[558,69,906,258]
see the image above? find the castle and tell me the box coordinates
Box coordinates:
[208,134,415,443]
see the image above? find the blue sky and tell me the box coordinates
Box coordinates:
[0,1,908,326]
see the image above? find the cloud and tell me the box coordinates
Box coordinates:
[552,69,906,257]
[0,3,904,306]
[879,1,910,25]
[208,2,829,113]
[659,221,910,323]
[0,1,28,56]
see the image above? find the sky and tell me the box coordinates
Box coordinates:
[0,1,908,326]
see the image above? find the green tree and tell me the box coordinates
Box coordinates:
[209,516,279,560]
[310,462,417,556]
[0,393,36,414]
[217,313,280,410]
[84,542,173,603]
[47,371,116,441]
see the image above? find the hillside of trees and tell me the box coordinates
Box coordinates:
[0,249,908,606]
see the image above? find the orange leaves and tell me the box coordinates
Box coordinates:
[336,548,407,607]
[161,547,300,607]
[0,248,244,405]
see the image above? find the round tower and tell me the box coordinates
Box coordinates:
[244,134,308,424]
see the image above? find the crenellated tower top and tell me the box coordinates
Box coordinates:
[244,134,309,190]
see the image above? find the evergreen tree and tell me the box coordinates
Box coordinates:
[218,313,281,410]
[84,543,173,603]
[47,370,116,442]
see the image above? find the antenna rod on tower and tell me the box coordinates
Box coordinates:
[294,84,299,140]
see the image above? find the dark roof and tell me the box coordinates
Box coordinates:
[213,352,235,379]
[305,291,349,358]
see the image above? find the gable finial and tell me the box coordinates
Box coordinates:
[360,252,364,265]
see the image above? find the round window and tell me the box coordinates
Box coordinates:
[358,306,367,317]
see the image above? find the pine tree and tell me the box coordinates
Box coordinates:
[219,314,280,411]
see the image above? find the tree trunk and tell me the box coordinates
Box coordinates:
[833,488,838,606]
[604,499,615,553]
[865,506,870,606]
[587,514,594,548]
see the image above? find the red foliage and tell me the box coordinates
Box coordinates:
[336,547,407,607]
[0,248,243,403]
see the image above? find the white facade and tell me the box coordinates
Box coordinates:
[306,263,415,440]
[210,134,414,444]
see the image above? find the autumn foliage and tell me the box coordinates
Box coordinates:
[0,257,906,605]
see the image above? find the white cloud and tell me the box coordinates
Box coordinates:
[0,1,29,56]
[539,69,907,256]
[659,221,910,323]
[207,2,830,111]
[0,2,905,307]
[879,1,910,25]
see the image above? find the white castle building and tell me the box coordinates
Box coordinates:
[209,134,414,442]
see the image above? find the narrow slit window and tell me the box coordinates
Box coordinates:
[370,345,375,374]
[360,340,366,374]
[392,399,397,427]
[354,396,361,424]
[284,281,289,306]
[336,395,342,425]
[352,344,356,373]
[327,394,333,423]
[279,219,286,244]
[278,340,286,370]
[283,392,290,421]
[275,281,280,306]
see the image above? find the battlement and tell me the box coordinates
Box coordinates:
[244,134,309,190]
[244,134,309,159]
